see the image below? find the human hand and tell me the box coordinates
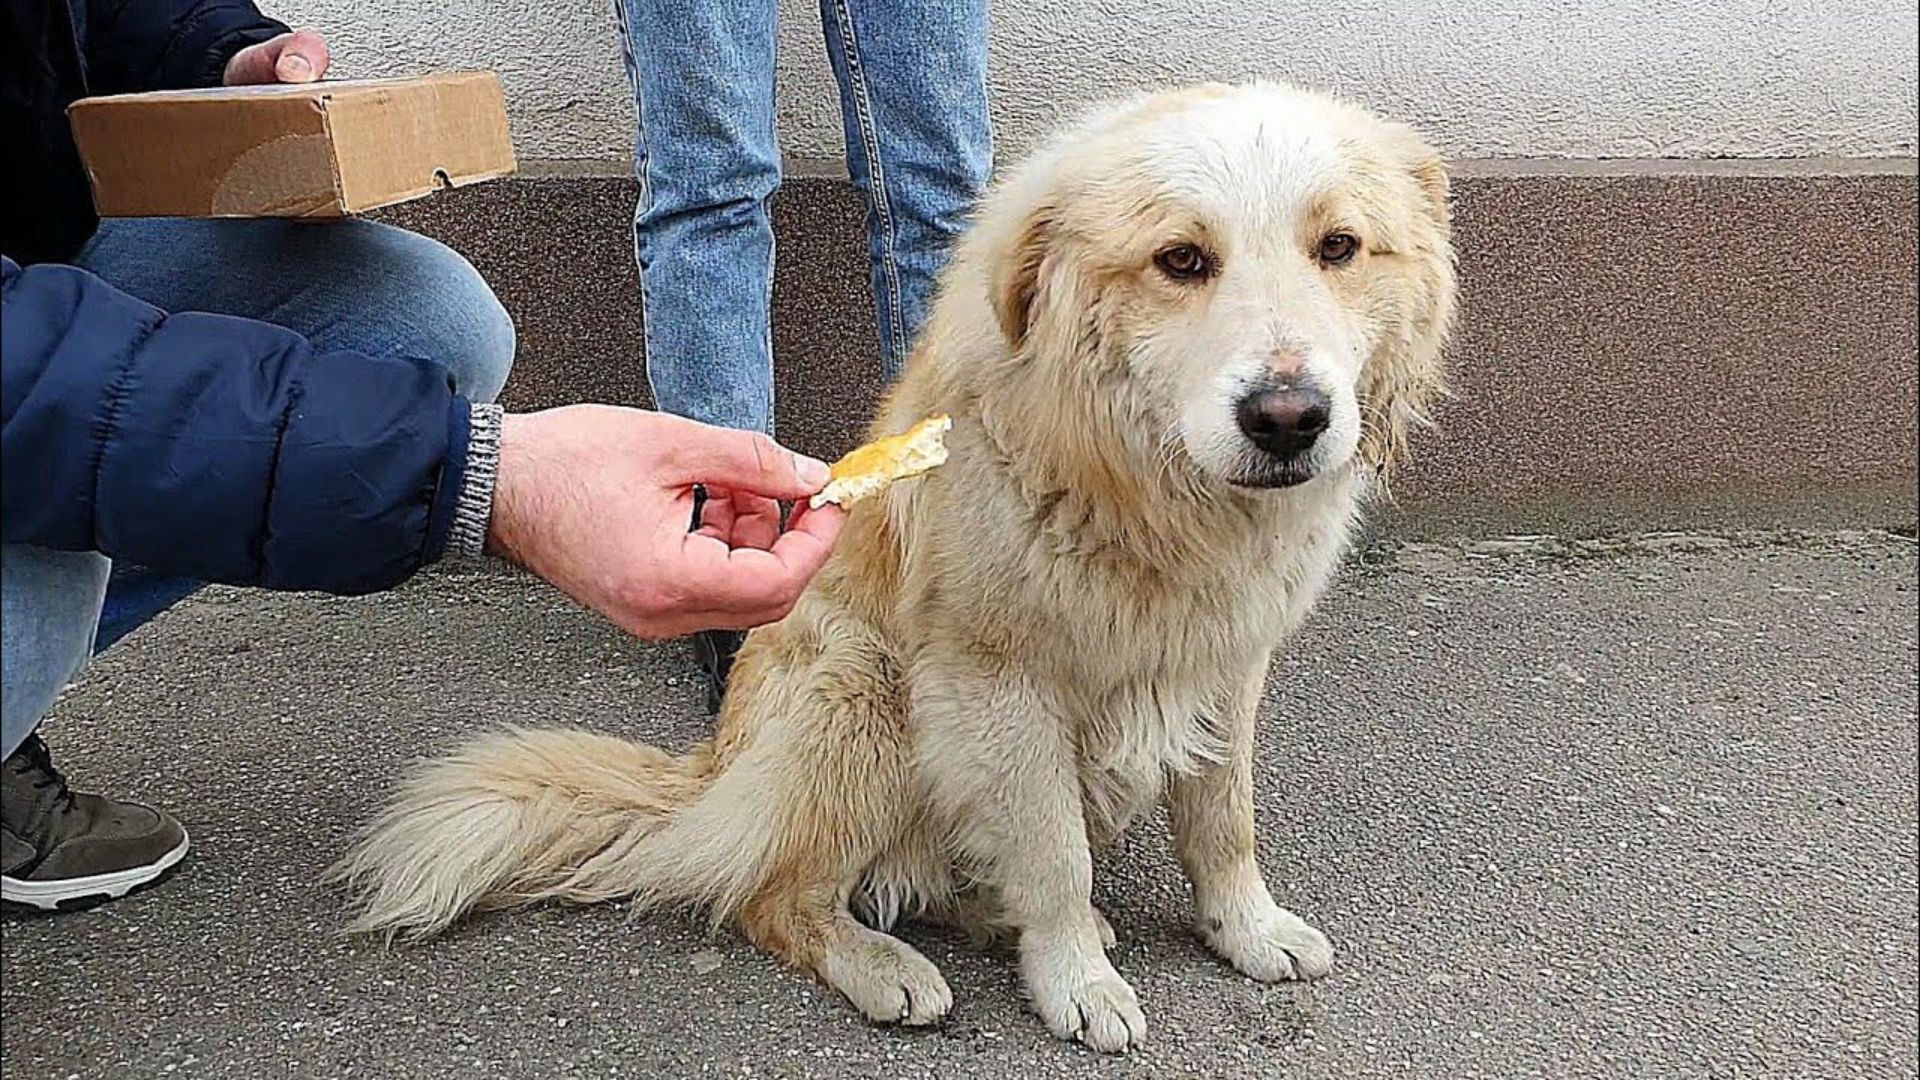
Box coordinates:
[486,405,846,640]
[223,29,331,86]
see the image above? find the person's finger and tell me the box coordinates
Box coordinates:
[670,503,843,617]
[694,487,738,542]
[274,30,331,82]
[763,501,846,582]
[669,532,802,616]
[693,488,782,550]
[727,490,784,551]
[658,422,831,501]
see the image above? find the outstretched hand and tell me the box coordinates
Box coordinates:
[486,405,846,640]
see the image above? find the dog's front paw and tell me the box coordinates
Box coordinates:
[1023,946,1146,1052]
[1200,903,1334,982]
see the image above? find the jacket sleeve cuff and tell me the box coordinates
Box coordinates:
[446,403,504,558]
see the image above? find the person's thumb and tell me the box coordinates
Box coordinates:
[272,30,330,82]
[661,424,832,500]
[223,30,330,86]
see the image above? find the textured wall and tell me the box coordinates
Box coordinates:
[280,0,1917,163]
[374,168,1920,532]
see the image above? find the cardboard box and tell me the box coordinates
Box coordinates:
[68,72,517,219]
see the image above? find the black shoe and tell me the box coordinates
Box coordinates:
[687,485,748,715]
[2,735,190,912]
[690,629,745,716]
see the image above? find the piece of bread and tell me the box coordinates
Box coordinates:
[809,415,952,509]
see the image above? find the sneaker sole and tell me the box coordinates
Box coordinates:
[1,830,190,913]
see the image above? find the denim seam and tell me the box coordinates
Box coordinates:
[759,9,780,439]
[828,0,908,371]
[610,0,661,411]
[764,186,778,439]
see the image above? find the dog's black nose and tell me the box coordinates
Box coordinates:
[1236,386,1331,458]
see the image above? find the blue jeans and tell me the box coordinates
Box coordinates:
[1,218,514,759]
[611,0,992,434]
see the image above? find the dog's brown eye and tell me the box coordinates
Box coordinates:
[1318,233,1360,266]
[1154,244,1213,281]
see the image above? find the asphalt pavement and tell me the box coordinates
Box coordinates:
[3,529,1915,1079]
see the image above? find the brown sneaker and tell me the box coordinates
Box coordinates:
[1,735,189,912]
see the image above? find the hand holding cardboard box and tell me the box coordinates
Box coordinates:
[68,72,517,220]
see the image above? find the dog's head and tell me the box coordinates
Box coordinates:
[984,82,1456,491]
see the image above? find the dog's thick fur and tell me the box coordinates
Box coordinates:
[332,82,1456,1052]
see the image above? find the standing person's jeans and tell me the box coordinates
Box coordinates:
[1,218,514,758]
[611,0,993,435]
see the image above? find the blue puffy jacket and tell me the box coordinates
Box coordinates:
[3,257,476,595]
[2,1,480,595]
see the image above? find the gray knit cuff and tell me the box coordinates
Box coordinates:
[448,403,504,558]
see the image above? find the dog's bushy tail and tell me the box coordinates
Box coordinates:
[327,726,782,941]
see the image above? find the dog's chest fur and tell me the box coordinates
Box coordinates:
[1031,480,1356,845]
[859,481,1353,932]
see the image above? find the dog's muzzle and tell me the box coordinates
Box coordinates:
[1230,380,1329,487]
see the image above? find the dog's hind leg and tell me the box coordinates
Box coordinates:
[739,878,953,1026]
[729,639,951,1026]
[731,782,952,1026]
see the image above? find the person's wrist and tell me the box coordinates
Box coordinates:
[448,403,505,559]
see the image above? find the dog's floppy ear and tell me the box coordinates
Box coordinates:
[991,203,1057,348]
[1357,127,1457,477]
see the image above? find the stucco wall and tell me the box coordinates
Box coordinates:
[281,0,1918,163]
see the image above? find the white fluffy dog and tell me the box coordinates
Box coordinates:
[332,81,1457,1053]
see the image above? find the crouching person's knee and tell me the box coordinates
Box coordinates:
[411,238,515,405]
[356,223,517,405]
[443,271,515,406]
